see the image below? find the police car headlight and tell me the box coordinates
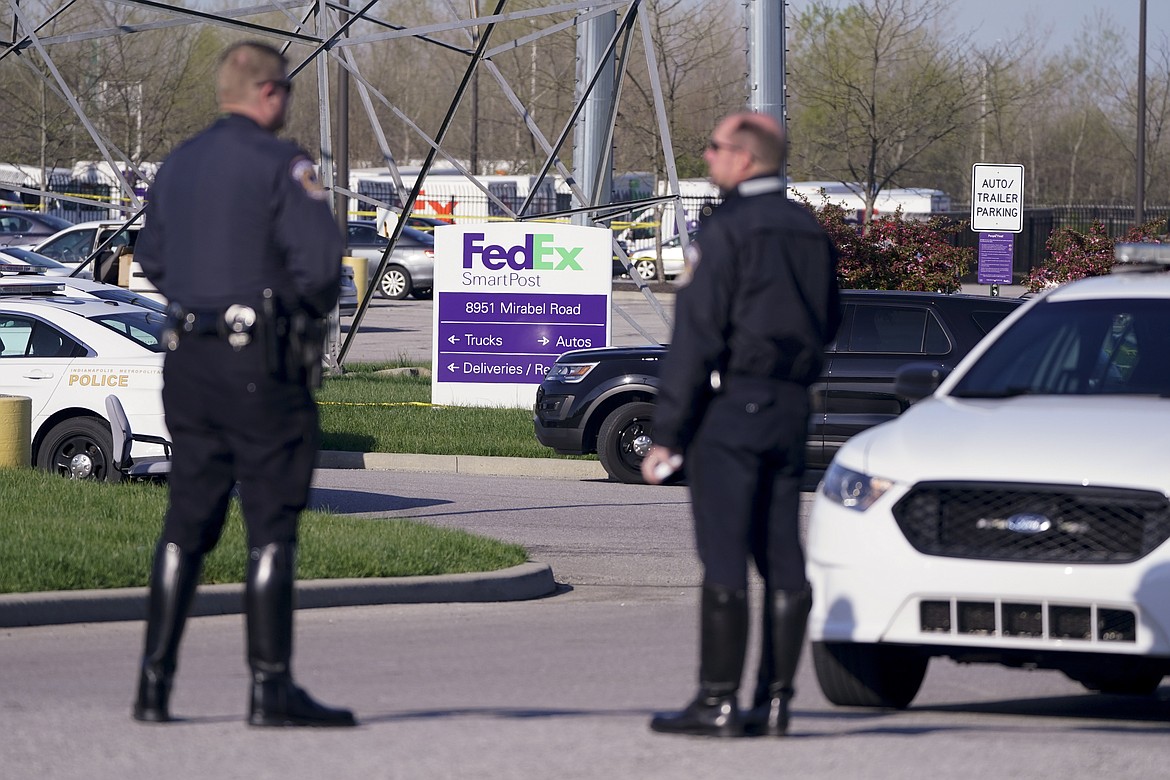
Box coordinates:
[821,461,894,512]
[548,362,597,383]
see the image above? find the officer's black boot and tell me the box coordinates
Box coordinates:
[650,584,748,737]
[747,585,812,737]
[245,542,356,728]
[133,541,203,723]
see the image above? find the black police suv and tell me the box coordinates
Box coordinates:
[534,289,1024,483]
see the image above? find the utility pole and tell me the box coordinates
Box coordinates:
[1136,0,1147,228]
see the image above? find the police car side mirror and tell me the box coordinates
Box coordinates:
[894,363,949,402]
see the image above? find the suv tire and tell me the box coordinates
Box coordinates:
[597,401,656,484]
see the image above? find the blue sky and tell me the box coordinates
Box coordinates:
[950,0,1169,49]
[787,1,1170,52]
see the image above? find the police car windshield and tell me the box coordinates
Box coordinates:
[951,298,1170,397]
[91,310,168,353]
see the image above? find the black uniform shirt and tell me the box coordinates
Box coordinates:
[653,175,841,451]
[135,113,342,316]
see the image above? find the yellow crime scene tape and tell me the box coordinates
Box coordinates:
[317,401,447,408]
[350,209,659,230]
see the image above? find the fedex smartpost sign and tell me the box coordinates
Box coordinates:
[432,223,612,407]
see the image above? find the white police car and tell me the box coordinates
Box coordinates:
[0,269,166,312]
[0,278,168,481]
[807,243,1170,708]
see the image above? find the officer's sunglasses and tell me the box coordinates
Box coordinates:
[257,78,293,95]
[705,138,743,154]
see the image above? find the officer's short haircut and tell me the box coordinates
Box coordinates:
[731,114,787,173]
[217,41,288,105]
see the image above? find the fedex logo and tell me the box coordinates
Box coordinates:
[462,232,584,271]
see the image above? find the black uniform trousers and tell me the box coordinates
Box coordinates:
[159,333,318,554]
[687,377,810,593]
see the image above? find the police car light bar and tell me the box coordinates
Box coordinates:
[0,261,39,274]
[0,281,65,295]
[1113,243,1170,273]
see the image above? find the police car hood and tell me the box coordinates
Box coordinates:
[843,395,1170,494]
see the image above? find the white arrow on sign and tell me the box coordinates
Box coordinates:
[538,336,549,346]
[448,335,460,344]
[447,362,458,372]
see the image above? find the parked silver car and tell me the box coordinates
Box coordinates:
[346,221,435,300]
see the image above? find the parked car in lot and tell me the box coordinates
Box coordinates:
[534,290,1024,483]
[0,247,93,279]
[624,232,692,281]
[29,218,140,262]
[0,210,72,247]
[346,221,434,300]
[807,245,1170,709]
[0,279,168,481]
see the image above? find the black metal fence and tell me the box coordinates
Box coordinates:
[44,178,118,223]
[938,205,1170,283]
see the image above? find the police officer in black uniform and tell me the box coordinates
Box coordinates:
[131,41,354,728]
[643,112,840,738]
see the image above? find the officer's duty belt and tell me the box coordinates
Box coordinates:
[167,304,259,350]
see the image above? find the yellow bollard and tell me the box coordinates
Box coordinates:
[0,395,32,468]
[342,256,367,301]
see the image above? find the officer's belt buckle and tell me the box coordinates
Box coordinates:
[223,304,257,350]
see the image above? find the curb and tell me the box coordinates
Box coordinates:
[316,450,609,480]
[0,562,557,628]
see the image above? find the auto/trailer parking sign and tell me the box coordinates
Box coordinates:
[971,163,1024,233]
[432,223,611,407]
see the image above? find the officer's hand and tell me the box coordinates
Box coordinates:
[642,445,683,485]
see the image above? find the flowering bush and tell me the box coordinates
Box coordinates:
[1025,221,1166,292]
[812,201,972,293]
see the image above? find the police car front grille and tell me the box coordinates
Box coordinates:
[892,482,1170,563]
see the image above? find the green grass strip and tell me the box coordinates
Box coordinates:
[316,361,593,460]
[0,468,527,594]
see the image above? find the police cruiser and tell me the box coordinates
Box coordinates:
[0,274,168,481]
[807,243,1170,707]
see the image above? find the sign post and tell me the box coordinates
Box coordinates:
[432,223,612,408]
[971,163,1024,295]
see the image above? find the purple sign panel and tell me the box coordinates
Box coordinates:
[438,292,608,323]
[436,353,562,383]
[977,232,1014,285]
[436,292,608,384]
[437,322,604,355]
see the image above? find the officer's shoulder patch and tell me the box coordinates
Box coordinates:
[676,238,702,286]
[290,156,328,201]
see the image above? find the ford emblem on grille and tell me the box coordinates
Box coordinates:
[1005,513,1052,534]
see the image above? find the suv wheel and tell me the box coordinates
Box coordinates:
[812,641,928,709]
[377,265,412,299]
[634,258,656,281]
[597,401,656,484]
